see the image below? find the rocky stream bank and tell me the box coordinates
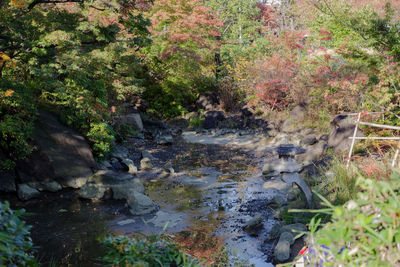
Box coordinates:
[0,105,360,266]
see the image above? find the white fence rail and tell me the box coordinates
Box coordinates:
[346,112,400,169]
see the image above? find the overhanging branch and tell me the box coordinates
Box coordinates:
[27,0,84,11]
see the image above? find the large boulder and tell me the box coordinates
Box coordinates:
[203,111,225,129]
[27,181,62,192]
[16,149,55,184]
[196,93,219,111]
[79,170,145,200]
[127,191,157,215]
[0,169,16,192]
[120,113,144,131]
[27,111,96,188]
[328,114,363,153]
[17,184,40,201]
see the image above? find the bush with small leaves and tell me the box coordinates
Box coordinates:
[0,201,37,266]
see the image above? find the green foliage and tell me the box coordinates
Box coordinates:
[314,158,359,205]
[0,80,36,170]
[103,233,200,267]
[0,201,37,266]
[86,122,115,159]
[188,117,204,128]
[304,172,400,266]
[0,0,152,158]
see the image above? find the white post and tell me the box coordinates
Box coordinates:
[347,112,361,169]
[392,141,400,168]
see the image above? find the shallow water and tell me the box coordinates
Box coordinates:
[5,142,280,266]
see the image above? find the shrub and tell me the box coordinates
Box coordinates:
[86,122,115,159]
[103,233,200,267]
[302,172,400,266]
[0,201,37,266]
[0,80,36,170]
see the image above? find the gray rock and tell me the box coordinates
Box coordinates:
[120,113,144,131]
[276,144,306,158]
[98,160,112,170]
[265,221,283,241]
[121,158,138,175]
[140,158,153,171]
[274,239,291,262]
[141,150,155,160]
[301,128,313,136]
[111,146,129,160]
[196,94,219,111]
[97,160,112,170]
[279,223,307,236]
[281,173,313,207]
[80,170,145,200]
[290,105,306,121]
[279,231,294,245]
[156,134,173,145]
[79,183,106,199]
[263,179,292,194]
[0,169,16,192]
[281,119,297,133]
[274,159,302,173]
[112,178,145,200]
[127,191,157,215]
[262,161,276,176]
[319,134,329,141]
[17,184,40,201]
[243,213,264,236]
[43,181,62,192]
[162,161,175,175]
[30,111,96,188]
[269,195,287,207]
[148,210,185,228]
[117,219,136,226]
[328,114,363,152]
[300,134,318,146]
[297,142,327,165]
[203,110,225,129]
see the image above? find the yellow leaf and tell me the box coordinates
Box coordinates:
[5,90,14,97]
[9,0,26,8]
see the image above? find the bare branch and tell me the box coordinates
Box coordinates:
[27,0,83,11]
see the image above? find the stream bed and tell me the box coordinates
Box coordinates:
[4,140,284,266]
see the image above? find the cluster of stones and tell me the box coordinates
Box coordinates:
[261,144,313,263]
[80,148,174,216]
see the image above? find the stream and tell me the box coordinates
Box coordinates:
[4,135,285,266]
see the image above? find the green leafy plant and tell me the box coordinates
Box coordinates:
[0,80,36,170]
[103,231,200,267]
[86,122,115,159]
[293,171,400,266]
[0,201,37,266]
